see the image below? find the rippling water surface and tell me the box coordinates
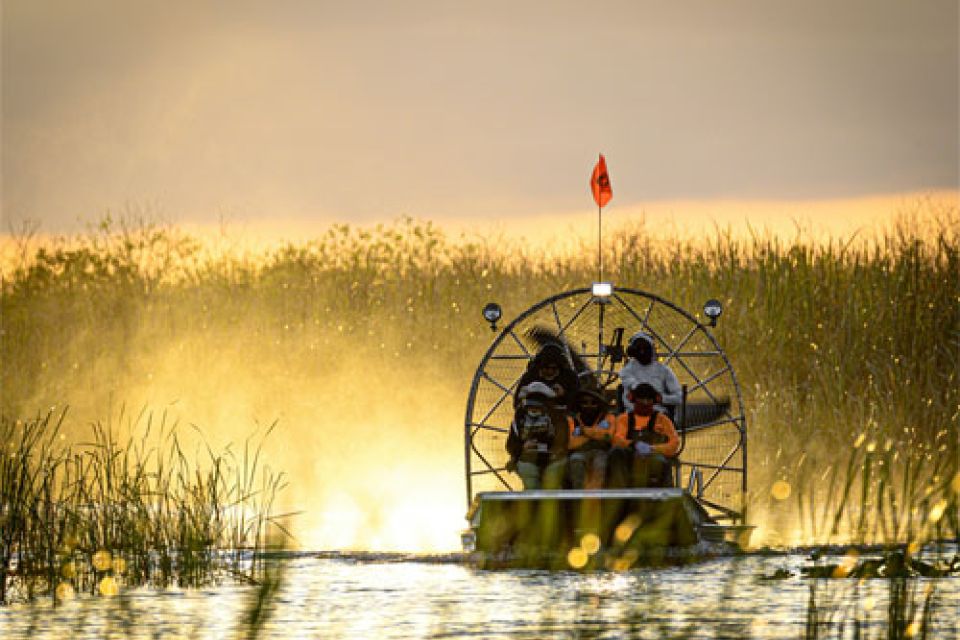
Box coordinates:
[1,552,957,639]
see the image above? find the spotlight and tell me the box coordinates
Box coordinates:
[703,299,723,327]
[482,302,502,332]
[592,282,613,297]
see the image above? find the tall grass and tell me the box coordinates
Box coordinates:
[789,420,958,639]
[0,406,290,605]
[1,203,957,549]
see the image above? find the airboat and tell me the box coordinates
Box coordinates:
[461,283,753,568]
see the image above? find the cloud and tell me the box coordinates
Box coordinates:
[3,1,956,231]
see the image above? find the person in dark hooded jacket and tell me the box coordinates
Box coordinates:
[514,343,580,410]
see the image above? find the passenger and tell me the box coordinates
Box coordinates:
[566,389,617,489]
[618,332,682,419]
[607,383,680,488]
[515,343,580,410]
[505,382,568,490]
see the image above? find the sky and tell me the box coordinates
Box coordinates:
[2,0,958,237]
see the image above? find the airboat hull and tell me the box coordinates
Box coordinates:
[463,488,748,569]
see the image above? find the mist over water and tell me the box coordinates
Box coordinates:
[4,286,476,551]
[2,205,957,551]
[2,218,492,551]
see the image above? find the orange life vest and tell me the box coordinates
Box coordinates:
[612,411,680,457]
[567,413,617,451]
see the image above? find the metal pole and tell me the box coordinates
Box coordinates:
[598,203,602,282]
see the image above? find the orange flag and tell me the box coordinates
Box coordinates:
[590,154,612,208]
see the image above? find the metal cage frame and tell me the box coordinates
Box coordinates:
[463,286,748,524]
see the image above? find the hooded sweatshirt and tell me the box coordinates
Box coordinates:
[514,343,580,408]
[618,332,682,414]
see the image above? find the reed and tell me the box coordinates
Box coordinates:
[0,407,290,605]
[3,209,955,512]
[1,202,956,618]
[4,210,956,428]
[777,401,957,639]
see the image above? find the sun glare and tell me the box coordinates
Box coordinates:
[302,464,464,552]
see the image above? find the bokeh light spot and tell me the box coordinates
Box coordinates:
[92,549,112,571]
[580,533,601,555]
[55,582,75,601]
[567,547,588,569]
[99,576,119,596]
[771,480,792,501]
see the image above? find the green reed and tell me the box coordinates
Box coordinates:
[778,386,957,639]
[1,205,956,540]
[0,407,290,605]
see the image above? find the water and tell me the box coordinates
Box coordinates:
[1,552,957,639]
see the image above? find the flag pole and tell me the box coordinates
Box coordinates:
[597,202,602,283]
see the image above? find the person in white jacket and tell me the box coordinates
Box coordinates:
[618,331,682,419]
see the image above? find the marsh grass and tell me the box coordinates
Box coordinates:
[3,207,955,531]
[5,211,956,415]
[1,204,958,634]
[789,436,958,547]
[0,406,291,605]
[787,435,959,640]
[800,560,952,640]
[765,408,957,640]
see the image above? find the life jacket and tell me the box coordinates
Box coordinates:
[626,410,668,446]
[569,413,613,452]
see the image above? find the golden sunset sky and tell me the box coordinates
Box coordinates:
[2,0,957,238]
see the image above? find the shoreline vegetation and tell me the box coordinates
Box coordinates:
[0,407,290,606]
[2,205,955,533]
[1,203,958,636]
